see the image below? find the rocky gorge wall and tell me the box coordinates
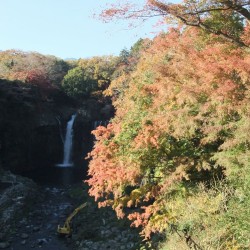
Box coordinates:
[0,79,109,174]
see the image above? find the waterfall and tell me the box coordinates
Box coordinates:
[56,114,76,167]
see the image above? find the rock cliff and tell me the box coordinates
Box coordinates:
[0,79,102,174]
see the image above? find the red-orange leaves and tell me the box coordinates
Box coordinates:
[87,23,250,240]
[91,124,114,141]
[134,123,160,149]
[241,24,250,46]
[87,123,140,202]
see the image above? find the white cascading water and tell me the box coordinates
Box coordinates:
[56,114,76,167]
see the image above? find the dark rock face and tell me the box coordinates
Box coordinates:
[0,79,92,173]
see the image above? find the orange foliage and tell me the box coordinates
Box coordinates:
[87,14,250,240]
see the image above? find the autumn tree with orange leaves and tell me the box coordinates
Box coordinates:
[86,1,250,249]
[0,50,69,87]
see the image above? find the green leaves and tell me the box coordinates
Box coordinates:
[61,67,97,98]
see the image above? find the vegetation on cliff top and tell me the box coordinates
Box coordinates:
[0,50,118,102]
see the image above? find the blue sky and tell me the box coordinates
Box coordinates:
[0,0,165,59]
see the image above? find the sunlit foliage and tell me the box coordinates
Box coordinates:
[0,50,69,87]
[61,67,97,98]
[100,0,250,47]
[87,1,250,248]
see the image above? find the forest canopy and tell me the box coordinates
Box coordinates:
[0,50,69,87]
[0,50,119,101]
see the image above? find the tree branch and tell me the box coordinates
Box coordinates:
[222,1,250,21]
[148,0,250,47]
